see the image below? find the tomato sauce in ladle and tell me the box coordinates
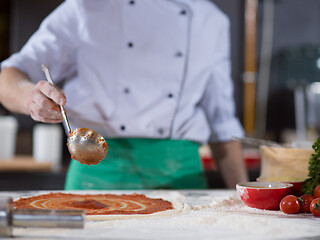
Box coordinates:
[42,64,108,165]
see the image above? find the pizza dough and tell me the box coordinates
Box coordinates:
[13,191,185,221]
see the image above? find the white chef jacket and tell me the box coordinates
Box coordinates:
[1,0,244,144]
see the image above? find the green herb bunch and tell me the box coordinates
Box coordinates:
[302,137,320,195]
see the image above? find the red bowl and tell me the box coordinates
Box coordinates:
[256,177,304,196]
[236,181,293,210]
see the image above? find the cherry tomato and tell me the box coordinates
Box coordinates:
[299,194,314,213]
[310,198,320,217]
[280,195,300,214]
[313,185,320,198]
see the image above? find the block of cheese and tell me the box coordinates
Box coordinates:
[258,146,313,182]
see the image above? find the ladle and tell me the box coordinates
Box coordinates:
[231,136,286,148]
[41,64,108,165]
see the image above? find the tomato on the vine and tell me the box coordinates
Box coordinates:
[310,198,320,217]
[313,185,320,198]
[299,194,314,213]
[280,195,300,214]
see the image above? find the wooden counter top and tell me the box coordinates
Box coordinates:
[0,155,52,172]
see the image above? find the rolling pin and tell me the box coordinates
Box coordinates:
[0,196,84,237]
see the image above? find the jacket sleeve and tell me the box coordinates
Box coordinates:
[200,15,244,143]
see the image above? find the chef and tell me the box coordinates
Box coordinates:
[0,0,248,190]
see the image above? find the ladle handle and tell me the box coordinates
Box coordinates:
[231,136,284,147]
[41,64,72,133]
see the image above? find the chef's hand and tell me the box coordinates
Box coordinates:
[0,67,66,123]
[26,80,66,123]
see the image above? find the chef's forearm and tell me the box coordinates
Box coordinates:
[210,141,249,189]
[0,67,35,114]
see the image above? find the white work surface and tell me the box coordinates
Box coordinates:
[1,190,320,240]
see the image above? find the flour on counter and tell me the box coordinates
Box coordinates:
[3,190,320,240]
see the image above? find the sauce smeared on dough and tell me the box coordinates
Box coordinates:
[14,192,174,215]
[68,199,107,209]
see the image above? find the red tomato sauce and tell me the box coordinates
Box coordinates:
[14,192,174,215]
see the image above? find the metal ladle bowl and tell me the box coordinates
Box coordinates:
[67,128,108,165]
[42,65,108,165]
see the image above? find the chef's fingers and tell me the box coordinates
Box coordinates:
[27,87,64,123]
[36,81,66,106]
[29,104,64,123]
[30,102,64,121]
[30,110,64,123]
[30,112,64,123]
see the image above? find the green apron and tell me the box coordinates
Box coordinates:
[65,138,208,190]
